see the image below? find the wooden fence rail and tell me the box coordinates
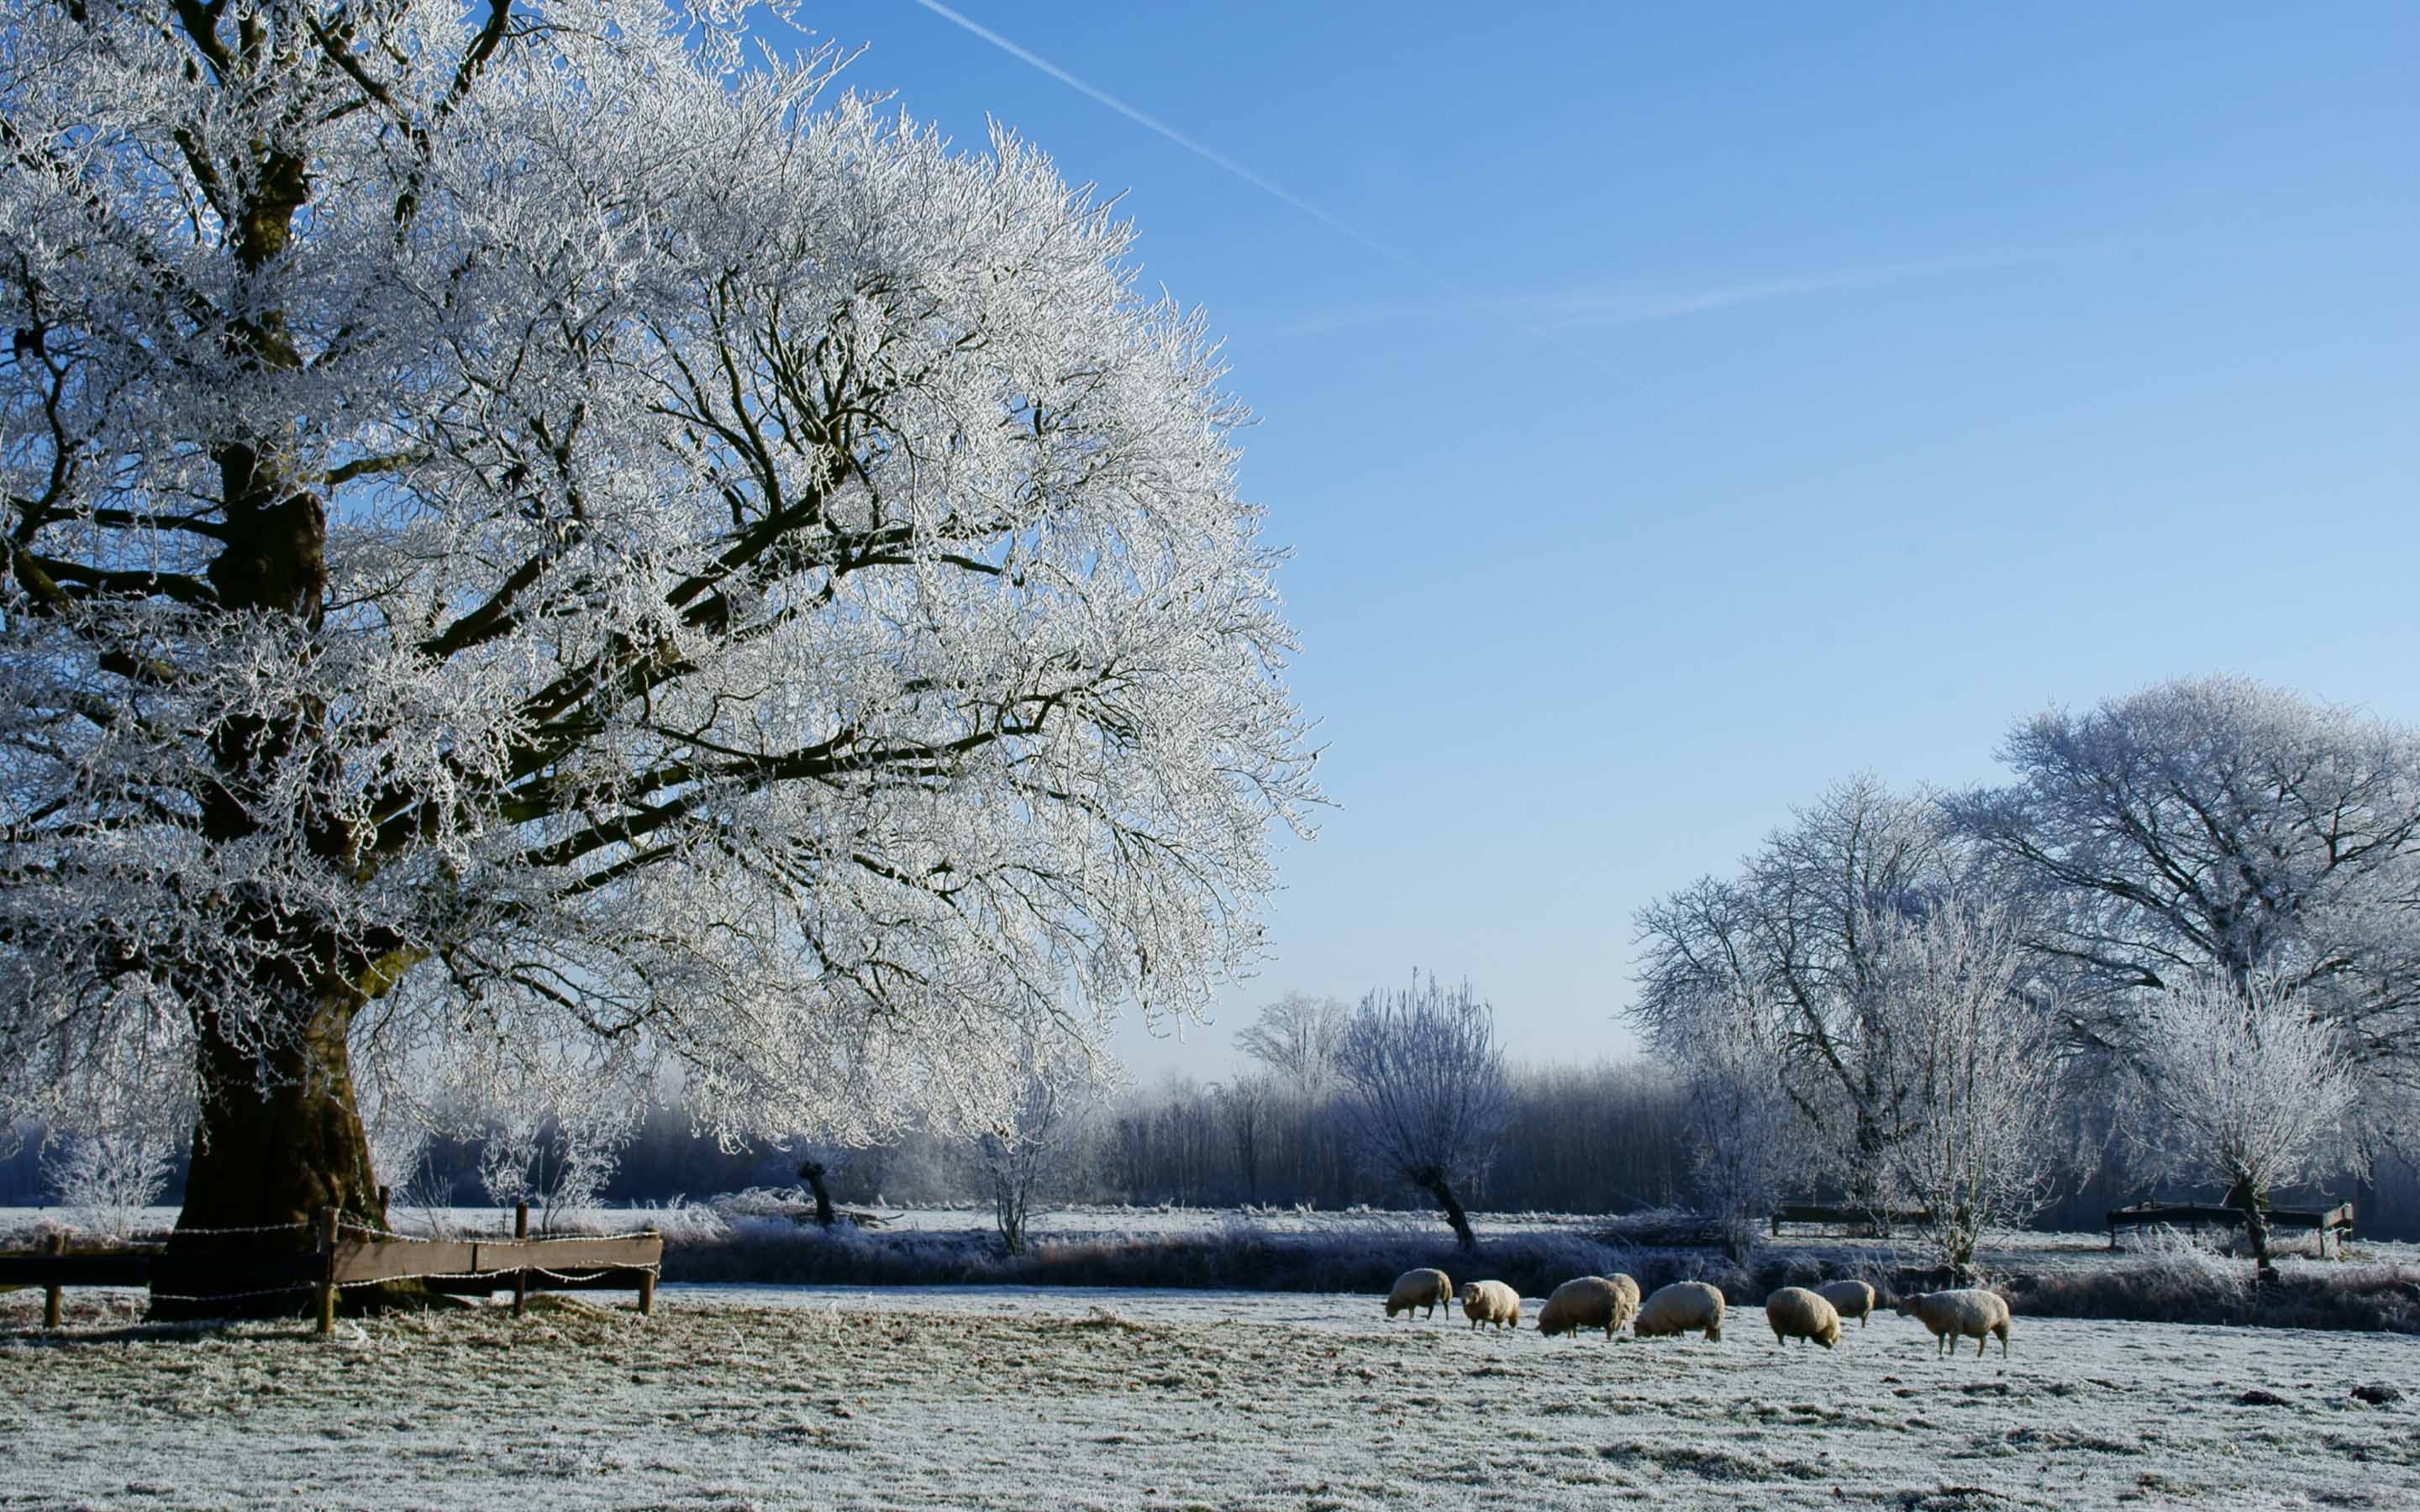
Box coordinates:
[2,1203,662,1335]
[1769,1204,1935,1237]
[2104,1201,2354,1253]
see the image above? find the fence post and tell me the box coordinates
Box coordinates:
[43,1232,66,1329]
[512,1201,529,1318]
[638,1226,659,1316]
[315,1207,339,1337]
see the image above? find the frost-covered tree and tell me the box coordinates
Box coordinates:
[2129,973,2359,1272]
[1670,995,1796,1258]
[44,1120,183,1240]
[0,0,1314,1309]
[1947,678,2420,1073]
[475,1105,633,1233]
[1334,975,1510,1250]
[1632,775,1963,1212]
[1865,900,2071,1273]
[35,1009,190,1238]
[1213,1073,1275,1203]
[971,1019,1113,1255]
[1233,992,1351,1095]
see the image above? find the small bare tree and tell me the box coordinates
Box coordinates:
[41,1019,192,1239]
[1334,976,1511,1250]
[977,1028,1116,1255]
[2129,973,2360,1273]
[1674,997,1797,1259]
[1214,1074,1276,1203]
[45,1126,179,1240]
[1234,994,1353,1095]
[476,1105,635,1234]
[1867,901,2072,1273]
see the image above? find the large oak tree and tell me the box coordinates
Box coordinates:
[0,0,1316,1310]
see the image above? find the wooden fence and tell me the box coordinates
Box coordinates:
[0,1203,662,1334]
[1768,1204,1935,1237]
[2104,1201,2354,1253]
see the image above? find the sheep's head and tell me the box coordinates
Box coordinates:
[1891,1293,1921,1317]
[1814,1318,1841,1349]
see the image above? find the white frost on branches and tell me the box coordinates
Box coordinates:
[969,1011,1117,1254]
[1670,995,1795,1257]
[1949,677,2420,1072]
[1864,900,2070,1271]
[2128,972,2359,1265]
[0,1,1317,1158]
[1334,976,1510,1248]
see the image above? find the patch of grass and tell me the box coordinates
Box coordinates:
[664,1217,1741,1299]
[656,1210,2420,1331]
[2001,1230,2420,1333]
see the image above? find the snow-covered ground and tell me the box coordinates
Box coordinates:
[4,1283,2415,1509]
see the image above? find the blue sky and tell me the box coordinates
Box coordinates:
[775,3,2419,1080]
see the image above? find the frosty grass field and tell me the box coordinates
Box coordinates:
[6,1268,2417,1509]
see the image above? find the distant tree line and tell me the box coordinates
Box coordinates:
[15,675,2415,1269]
[1630,675,2420,1271]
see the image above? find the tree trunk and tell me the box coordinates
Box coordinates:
[155,995,397,1319]
[797,1160,836,1228]
[1416,1168,1477,1252]
[2229,1174,2275,1274]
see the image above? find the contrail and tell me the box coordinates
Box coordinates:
[906,0,1412,276]
[904,0,1634,382]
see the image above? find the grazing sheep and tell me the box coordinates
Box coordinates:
[1765,1286,1843,1349]
[1895,1289,2012,1358]
[1537,1276,1637,1339]
[1607,1272,1641,1318]
[1385,1268,1454,1320]
[1815,1279,1877,1328]
[1633,1281,1726,1341]
[1457,1279,1522,1331]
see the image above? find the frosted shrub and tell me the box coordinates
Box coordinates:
[44,1127,175,1241]
[2128,974,2360,1272]
[478,1110,634,1234]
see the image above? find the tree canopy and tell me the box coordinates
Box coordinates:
[0,0,1317,1262]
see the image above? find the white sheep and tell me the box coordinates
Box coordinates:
[1895,1289,2012,1358]
[1815,1279,1877,1328]
[1457,1278,1521,1331]
[1385,1268,1454,1320]
[1536,1276,1637,1339]
[1764,1286,1843,1349]
[1633,1280,1726,1341]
